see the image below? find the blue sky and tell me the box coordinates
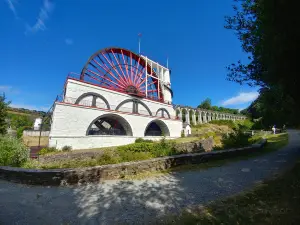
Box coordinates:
[0,0,259,112]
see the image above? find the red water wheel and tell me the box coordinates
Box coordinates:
[80,47,163,101]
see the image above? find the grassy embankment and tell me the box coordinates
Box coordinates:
[22,128,288,171]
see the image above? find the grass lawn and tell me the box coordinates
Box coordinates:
[162,156,300,225]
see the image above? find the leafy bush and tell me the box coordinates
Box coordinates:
[117,138,176,157]
[221,130,250,149]
[62,145,72,152]
[135,138,153,143]
[252,119,265,130]
[39,147,58,155]
[181,131,185,138]
[0,135,29,166]
[235,119,254,131]
[16,126,31,138]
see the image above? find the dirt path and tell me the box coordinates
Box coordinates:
[0,130,299,225]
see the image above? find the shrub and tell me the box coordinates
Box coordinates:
[135,138,153,143]
[16,126,32,138]
[221,130,250,149]
[62,145,72,152]
[235,119,254,131]
[0,135,29,166]
[117,139,176,158]
[39,147,58,155]
[252,119,265,130]
[181,131,185,138]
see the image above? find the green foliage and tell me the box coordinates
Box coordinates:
[8,106,46,117]
[209,120,237,129]
[197,98,212,109]
[221,130,250,149]
[181,131,185,138]
[16,126,31,138]
[209,119,254,131]
[197,98,239,114]
[225,0,300,126]
[252,118,265,130]
[0,94,10,135]
[0,135,29,166]
[9,114,33,130]
[135,138,153,143]
[118,150,153,162]
[235,119,254,131]
[62,145,72,152]
[39,147,58,155]
[117,138,176,158]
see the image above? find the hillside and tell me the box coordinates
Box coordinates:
[8,107,46,117]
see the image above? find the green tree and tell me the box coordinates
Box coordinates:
[198,98,212,109]
[211,106,219,111]
[9,114,32,130]
[225,0,300,126]
[0,94,10,135]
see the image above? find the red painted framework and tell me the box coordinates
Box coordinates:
[79,47,164,102]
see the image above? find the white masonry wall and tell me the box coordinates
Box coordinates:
[49,103,182,150]
[64,79,176,118]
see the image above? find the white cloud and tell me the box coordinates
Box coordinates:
[65,38,74,45]
[6,0,18,18]
[26,0,55,34]
[222,91,259,106]
[10,103,50,112]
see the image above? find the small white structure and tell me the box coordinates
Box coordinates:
[33,118,42,131]
[49,47,182,150]
[182,122,191,137]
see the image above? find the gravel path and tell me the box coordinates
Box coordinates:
[0,130,299,225]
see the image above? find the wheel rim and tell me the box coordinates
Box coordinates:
[80,47,163,101]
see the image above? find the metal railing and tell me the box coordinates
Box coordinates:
[57,96,179,120]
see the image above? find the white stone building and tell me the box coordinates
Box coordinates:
[49,47,182,149]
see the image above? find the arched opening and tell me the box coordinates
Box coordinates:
[116,99,152,116]
[189,110,194,124]
[195,111,200,123]
[201,111,206,122]
[155,108,171,119]
[87,114,133,136]
[176,109,181,120]
[144,120,170,136]
[206,112,211,122]
[75,92,110,109]
[181,108,188,122]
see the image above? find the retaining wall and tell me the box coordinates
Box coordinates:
[0,140,266,186]
[23,130,50,137]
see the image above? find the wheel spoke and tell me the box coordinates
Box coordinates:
[80,48,162,101]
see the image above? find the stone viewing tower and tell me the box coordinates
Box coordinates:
[49,47,182,149]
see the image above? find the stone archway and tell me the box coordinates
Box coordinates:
[144,120,170,136]
[86,114,133,136]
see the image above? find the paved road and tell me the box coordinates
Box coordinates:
[0,130,299,225]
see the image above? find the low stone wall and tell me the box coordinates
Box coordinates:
[0,140,266,186]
